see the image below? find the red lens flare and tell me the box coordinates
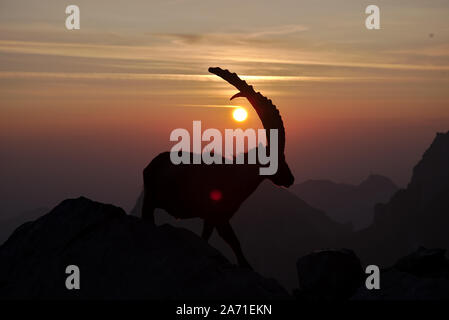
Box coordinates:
[210,189,222,201]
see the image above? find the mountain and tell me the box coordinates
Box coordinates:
[352,131,449,265]
[2,131,447,299]
[291,174,398,230]
[131,181,350,290]
[0,197,288,299]
[0,207,48,245]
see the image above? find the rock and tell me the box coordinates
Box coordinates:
[352,247,449,300]
[409,132,449,206]
[0,207,47,245]
[352,269,449,300]
[394,247,448,277]
[295,249,364,301]
[0,197,289,300]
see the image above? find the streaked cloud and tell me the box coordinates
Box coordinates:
[246,24,308,38]
[2,39,449,74]
[0,71,430,84]
[151,24,308,45]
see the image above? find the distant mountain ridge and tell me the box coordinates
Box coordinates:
[291,174,398,229]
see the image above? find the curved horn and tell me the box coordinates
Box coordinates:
[230,92,246,100]
[208,67,286,156]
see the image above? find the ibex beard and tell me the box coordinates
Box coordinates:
[170,120,279,176]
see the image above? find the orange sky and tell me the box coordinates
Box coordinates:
[1,0,449,216]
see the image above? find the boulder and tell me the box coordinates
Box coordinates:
[352,247,449,300]
[295,249,364,301]
[394,247,448,277]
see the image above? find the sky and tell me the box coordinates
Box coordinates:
[1,0,449,217]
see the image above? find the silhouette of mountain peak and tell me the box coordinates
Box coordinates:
[358,174,397,193]
[362,131,449,265]
[409,131,449,205]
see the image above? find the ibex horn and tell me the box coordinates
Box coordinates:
[230,92,246,100]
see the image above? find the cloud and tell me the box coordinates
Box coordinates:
[0,71,428,85]
[151,33,204,45]
[1,21,449,89]
[246,24,308,38]
[149,24,308,46]
[386,43,449,58]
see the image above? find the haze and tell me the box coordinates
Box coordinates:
[1,0,448,217]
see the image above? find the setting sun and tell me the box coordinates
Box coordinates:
[233,107,248,122]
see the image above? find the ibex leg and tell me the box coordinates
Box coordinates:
[216,222,252,269]
[201,221,214,241]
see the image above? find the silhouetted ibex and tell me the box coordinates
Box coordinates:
[142,67,294,268]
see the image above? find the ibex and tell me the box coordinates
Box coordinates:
[142,67,294,268]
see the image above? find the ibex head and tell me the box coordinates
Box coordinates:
[270,154,294,188]
[209,67,294,188]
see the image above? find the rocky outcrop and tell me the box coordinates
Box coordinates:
[394,247,448,277]
[0,197,288,299]
[295,249,364,301]
[353,131,449,265]
[409,132,449,206]
[0,207,47,245]
[294,247,449,301]
[353,247,449,300]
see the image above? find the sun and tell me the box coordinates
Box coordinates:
[233,107,248,122]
